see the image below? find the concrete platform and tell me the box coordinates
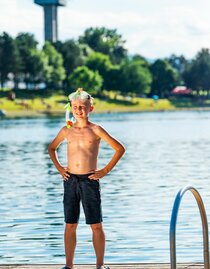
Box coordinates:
[0,264,204,269]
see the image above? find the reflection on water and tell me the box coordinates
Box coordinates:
[1,111,210,263]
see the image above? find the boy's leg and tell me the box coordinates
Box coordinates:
[90,223,105,268]
[64,223,78,268]
[63,174,81,268]
[79,175,104,267]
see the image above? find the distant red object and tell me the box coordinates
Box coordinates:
[171,86,192,95]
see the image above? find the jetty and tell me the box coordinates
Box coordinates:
[1,187,208,269]
[0,264,204,269]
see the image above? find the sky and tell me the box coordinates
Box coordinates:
[1,0,210,59]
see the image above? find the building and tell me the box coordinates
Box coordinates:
[34,0,67,42]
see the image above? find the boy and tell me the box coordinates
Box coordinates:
[48,88,125,269]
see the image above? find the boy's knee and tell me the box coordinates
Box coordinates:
[90,223,103,232]
[65,223,77,231]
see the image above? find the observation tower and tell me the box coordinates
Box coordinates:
[34,0,67,42]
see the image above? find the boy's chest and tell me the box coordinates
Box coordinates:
[67,128,100,146]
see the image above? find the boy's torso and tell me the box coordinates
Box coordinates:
[66,123,100,174]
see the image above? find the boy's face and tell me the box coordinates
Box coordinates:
[71,99,93,120]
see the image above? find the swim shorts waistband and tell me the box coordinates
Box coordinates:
[68,172,93,178]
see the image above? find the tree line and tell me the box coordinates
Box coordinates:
[1,27,210,97]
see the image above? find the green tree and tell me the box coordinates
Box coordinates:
[167,54,188,85]
[150,59,177,97]
[79,27,127,64]
[27,49,49,88]
[79,43,94,58]
[132,54,149,64]
[43,41,66,89]
[183,48,210,95]
[54,40,85,80]
[85,52,114,89]
[119,57,152,95]
[68,66,103,95]
[105,66,121,91]
[0,32,21,88]
[15,33,38,87]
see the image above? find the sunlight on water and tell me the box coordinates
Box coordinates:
[1,111,210,263]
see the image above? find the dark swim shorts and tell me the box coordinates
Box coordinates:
[63,173,102,224]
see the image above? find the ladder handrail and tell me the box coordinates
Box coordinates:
[169,185,210,269]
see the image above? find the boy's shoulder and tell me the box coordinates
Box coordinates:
[89,122,107,136]
[58,125,68,135]
[61,125,68,131]
[89,121,104,131]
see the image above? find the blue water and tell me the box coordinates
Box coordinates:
[1,111,210,264]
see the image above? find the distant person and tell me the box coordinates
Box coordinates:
[7,90,16,101]
[152,95,159,103]
[48,88,125,269]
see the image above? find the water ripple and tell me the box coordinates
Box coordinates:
[1,111,210,263]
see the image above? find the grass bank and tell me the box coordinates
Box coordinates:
[0,93,176,118]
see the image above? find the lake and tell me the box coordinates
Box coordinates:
[1,111,210,264]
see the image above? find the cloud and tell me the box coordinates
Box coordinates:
[123,4,210,58]
[59,9,148,39]
[58,2,210,58]
[1,0,210,58]
[0,0,43,41]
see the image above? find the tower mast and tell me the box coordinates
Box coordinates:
[34,0,67,42]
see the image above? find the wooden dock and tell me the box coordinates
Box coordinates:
[0,264,204,269]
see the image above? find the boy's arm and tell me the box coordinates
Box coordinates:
[89,125,125,180]
[48,126,70,180]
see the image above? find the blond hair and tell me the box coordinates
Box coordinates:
[68,88,93,104]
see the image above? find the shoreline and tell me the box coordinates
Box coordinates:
[1,106,210,119]
[1,94,210,118]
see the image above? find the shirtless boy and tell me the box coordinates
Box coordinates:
[48,88,125,269]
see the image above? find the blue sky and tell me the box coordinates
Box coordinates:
[1,0,210,59]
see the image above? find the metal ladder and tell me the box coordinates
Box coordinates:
[169,185,210,269]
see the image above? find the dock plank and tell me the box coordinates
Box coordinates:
[0,264,204,269]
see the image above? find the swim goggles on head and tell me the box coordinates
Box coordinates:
[64,88,93,128]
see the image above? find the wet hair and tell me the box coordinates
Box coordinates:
[68,88,93,105]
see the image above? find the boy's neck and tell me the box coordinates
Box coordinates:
[74,118,90,128]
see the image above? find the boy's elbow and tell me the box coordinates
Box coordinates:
[119,145,126,155]
[48,143,55,153]
[48,145,51,154]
